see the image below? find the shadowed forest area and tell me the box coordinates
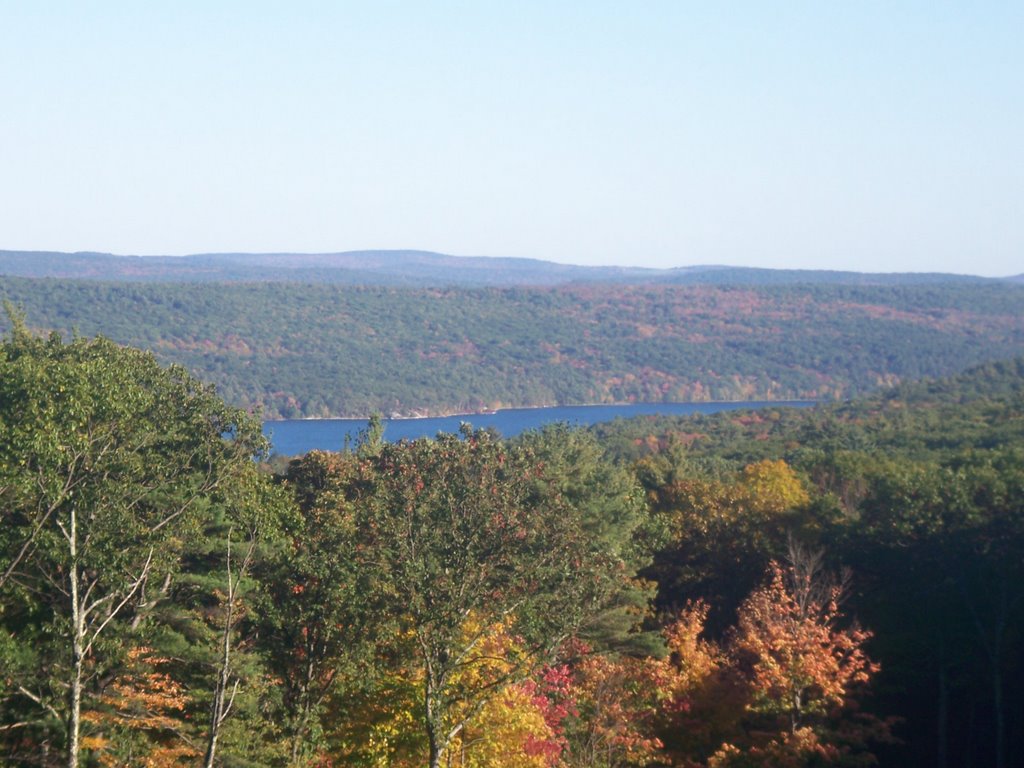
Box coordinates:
[2,314,1022,767]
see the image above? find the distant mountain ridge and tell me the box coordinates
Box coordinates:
[0,249,1007,286]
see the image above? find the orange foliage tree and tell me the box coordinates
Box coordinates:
[707,547,884,766]
[81,647,198,767]
[560,649,665,768]
[653,602,748,766]
[646,549,884,767]
[732,554,876,734]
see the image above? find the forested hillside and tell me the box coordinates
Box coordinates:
[2,277,1023,417]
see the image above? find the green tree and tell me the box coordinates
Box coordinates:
[0,316,265,767]
[257,450,369,766]
[517,424,663,655]
[198,467,289,768]
[299,427,644,768]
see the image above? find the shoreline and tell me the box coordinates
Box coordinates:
[262,399,820,423]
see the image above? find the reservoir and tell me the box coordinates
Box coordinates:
[263,400,815,456]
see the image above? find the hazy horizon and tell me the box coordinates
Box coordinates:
[2,3,1021,277]
[2,247,1019,279]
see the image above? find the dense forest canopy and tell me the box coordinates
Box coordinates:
[2,276,1023,417]
[2,309,1022,766]
[592,356,1024,767]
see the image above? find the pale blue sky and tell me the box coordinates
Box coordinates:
[2,2,1021,275]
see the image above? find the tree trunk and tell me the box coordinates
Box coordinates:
[203,660,228,768]
[67,631,83,768]
[289,708,306,767]
[790,691,802,733]
[425,680,444,768]
[958,571,1012,768]
[428,737,443,768]
[993,578,1008,768]
[66,507,82,768]
[204,572,235,768]
[289,655,316,767]
[203,617,240,768]
[204,531,254,768]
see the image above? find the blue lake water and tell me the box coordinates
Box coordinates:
[263,401,815,456]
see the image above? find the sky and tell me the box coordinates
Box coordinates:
[1,2,1021,276]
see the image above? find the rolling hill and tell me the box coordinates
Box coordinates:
[2,276,1022,418]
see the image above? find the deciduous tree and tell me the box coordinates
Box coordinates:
[308,427,642,768]
[0,316,265,767]
[732,551,875,734]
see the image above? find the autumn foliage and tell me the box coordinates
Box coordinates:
[81,648,199,767]
[732,560,876,733]
[0,321,898,767]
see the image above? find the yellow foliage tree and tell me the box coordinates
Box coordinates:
[451,684,555,768]
[737,460,810,516]
[654,602,747,767]
[442,620,562,768]
[328,629,425,768]
[331,620,557,768]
